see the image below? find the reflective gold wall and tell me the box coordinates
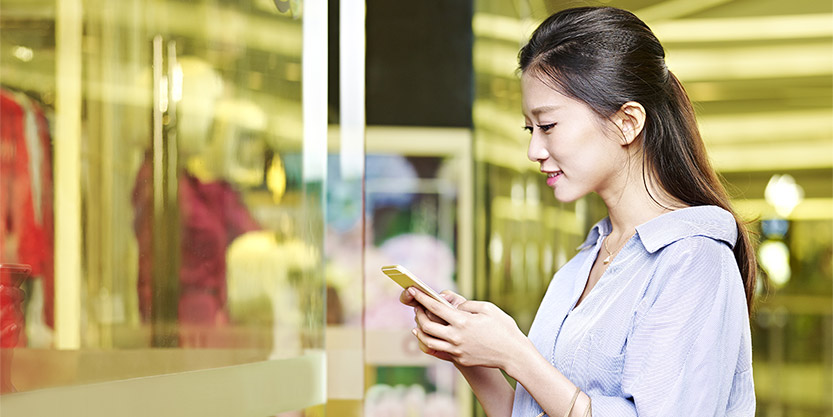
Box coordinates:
[473,1,832,416]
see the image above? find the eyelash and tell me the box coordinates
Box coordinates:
[523,123,556,134]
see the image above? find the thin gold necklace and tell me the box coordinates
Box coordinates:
[602,235,627,265]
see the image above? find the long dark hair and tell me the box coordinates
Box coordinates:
[519,6,756,315]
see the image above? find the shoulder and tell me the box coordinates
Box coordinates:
[634,238,745,331]
[636,205,738,254]
[658,233,736,268]
[636,205,740,284]
[642,233,736,287]
[635,207,744,308]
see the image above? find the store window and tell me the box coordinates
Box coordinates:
[1,0,329,415]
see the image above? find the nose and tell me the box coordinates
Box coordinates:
[527,132,548,163]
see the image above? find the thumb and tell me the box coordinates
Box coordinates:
[456,300,489,314]
[440,290,467,307]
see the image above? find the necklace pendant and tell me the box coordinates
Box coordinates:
[603,255,611,265]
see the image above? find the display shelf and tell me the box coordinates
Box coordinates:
[2,351,325,417]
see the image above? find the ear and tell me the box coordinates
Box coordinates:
[615,101,646,145]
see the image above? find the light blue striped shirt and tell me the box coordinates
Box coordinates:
[511,206,755,416]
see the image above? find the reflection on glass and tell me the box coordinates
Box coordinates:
[359,142,467,415]
[0,264,31,393]
[1,1,325,414]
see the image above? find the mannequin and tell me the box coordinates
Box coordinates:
[186,97,267,187]
[132,57,259,347]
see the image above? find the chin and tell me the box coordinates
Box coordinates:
[551,188,586,204]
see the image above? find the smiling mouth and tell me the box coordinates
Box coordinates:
[546,171,563,186]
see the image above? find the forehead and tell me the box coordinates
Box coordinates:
[520,72,587,116]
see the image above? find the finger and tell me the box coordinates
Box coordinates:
[412,327,456,355]
[415,337,456,362]
[409,287,459,325]
[425,309,448,325]
[415,304,448,325]
[399,289,419,307]
[456,300,491,314]
[415,306,455,341]
[440,290,467,307]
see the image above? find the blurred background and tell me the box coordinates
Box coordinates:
[0,0,830,416]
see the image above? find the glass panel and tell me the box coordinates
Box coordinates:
[360,2,475,415]
[362,128,473,417]
[323,2,366,414]
[1,0,327,415]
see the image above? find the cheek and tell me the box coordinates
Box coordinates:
[554,129,604,164]
[562,138,622,183]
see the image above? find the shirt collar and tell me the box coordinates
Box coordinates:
[576,217,611,251]
[637,205,738,253]
[577,205,738,253]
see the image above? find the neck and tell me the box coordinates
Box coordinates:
[606,198,669,239]
[600,170,679,240]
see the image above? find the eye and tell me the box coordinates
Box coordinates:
[537,123,556,132]
[523,125,533,134]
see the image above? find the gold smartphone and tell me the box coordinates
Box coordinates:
[381,265,454,308]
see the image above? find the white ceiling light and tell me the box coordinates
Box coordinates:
[765,174,805,218]
[12,45,33,62]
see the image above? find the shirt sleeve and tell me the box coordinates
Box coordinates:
[594,236,751,416]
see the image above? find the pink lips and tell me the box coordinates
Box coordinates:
[545,171,562,187]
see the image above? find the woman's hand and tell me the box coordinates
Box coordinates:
[401,288,466,360]
[400,288,465,324]
[399,288,466,309]
[409,288,529,370]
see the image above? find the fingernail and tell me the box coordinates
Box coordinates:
[408,287,416,296]
[412,328,417,336]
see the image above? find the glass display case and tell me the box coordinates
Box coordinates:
[360,126,474,417]
[0,0,329,415]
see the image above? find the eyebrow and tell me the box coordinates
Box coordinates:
[529,105,561,117]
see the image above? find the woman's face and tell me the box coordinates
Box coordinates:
[522,72,628,203]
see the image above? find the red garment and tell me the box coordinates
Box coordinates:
[132,157,259,329]
[0,265,27,348]
[0,90,54,331]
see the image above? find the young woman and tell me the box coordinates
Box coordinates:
[400,6,756,417]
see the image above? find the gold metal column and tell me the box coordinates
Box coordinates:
[54,0,83,350]
[150,35,180,347]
